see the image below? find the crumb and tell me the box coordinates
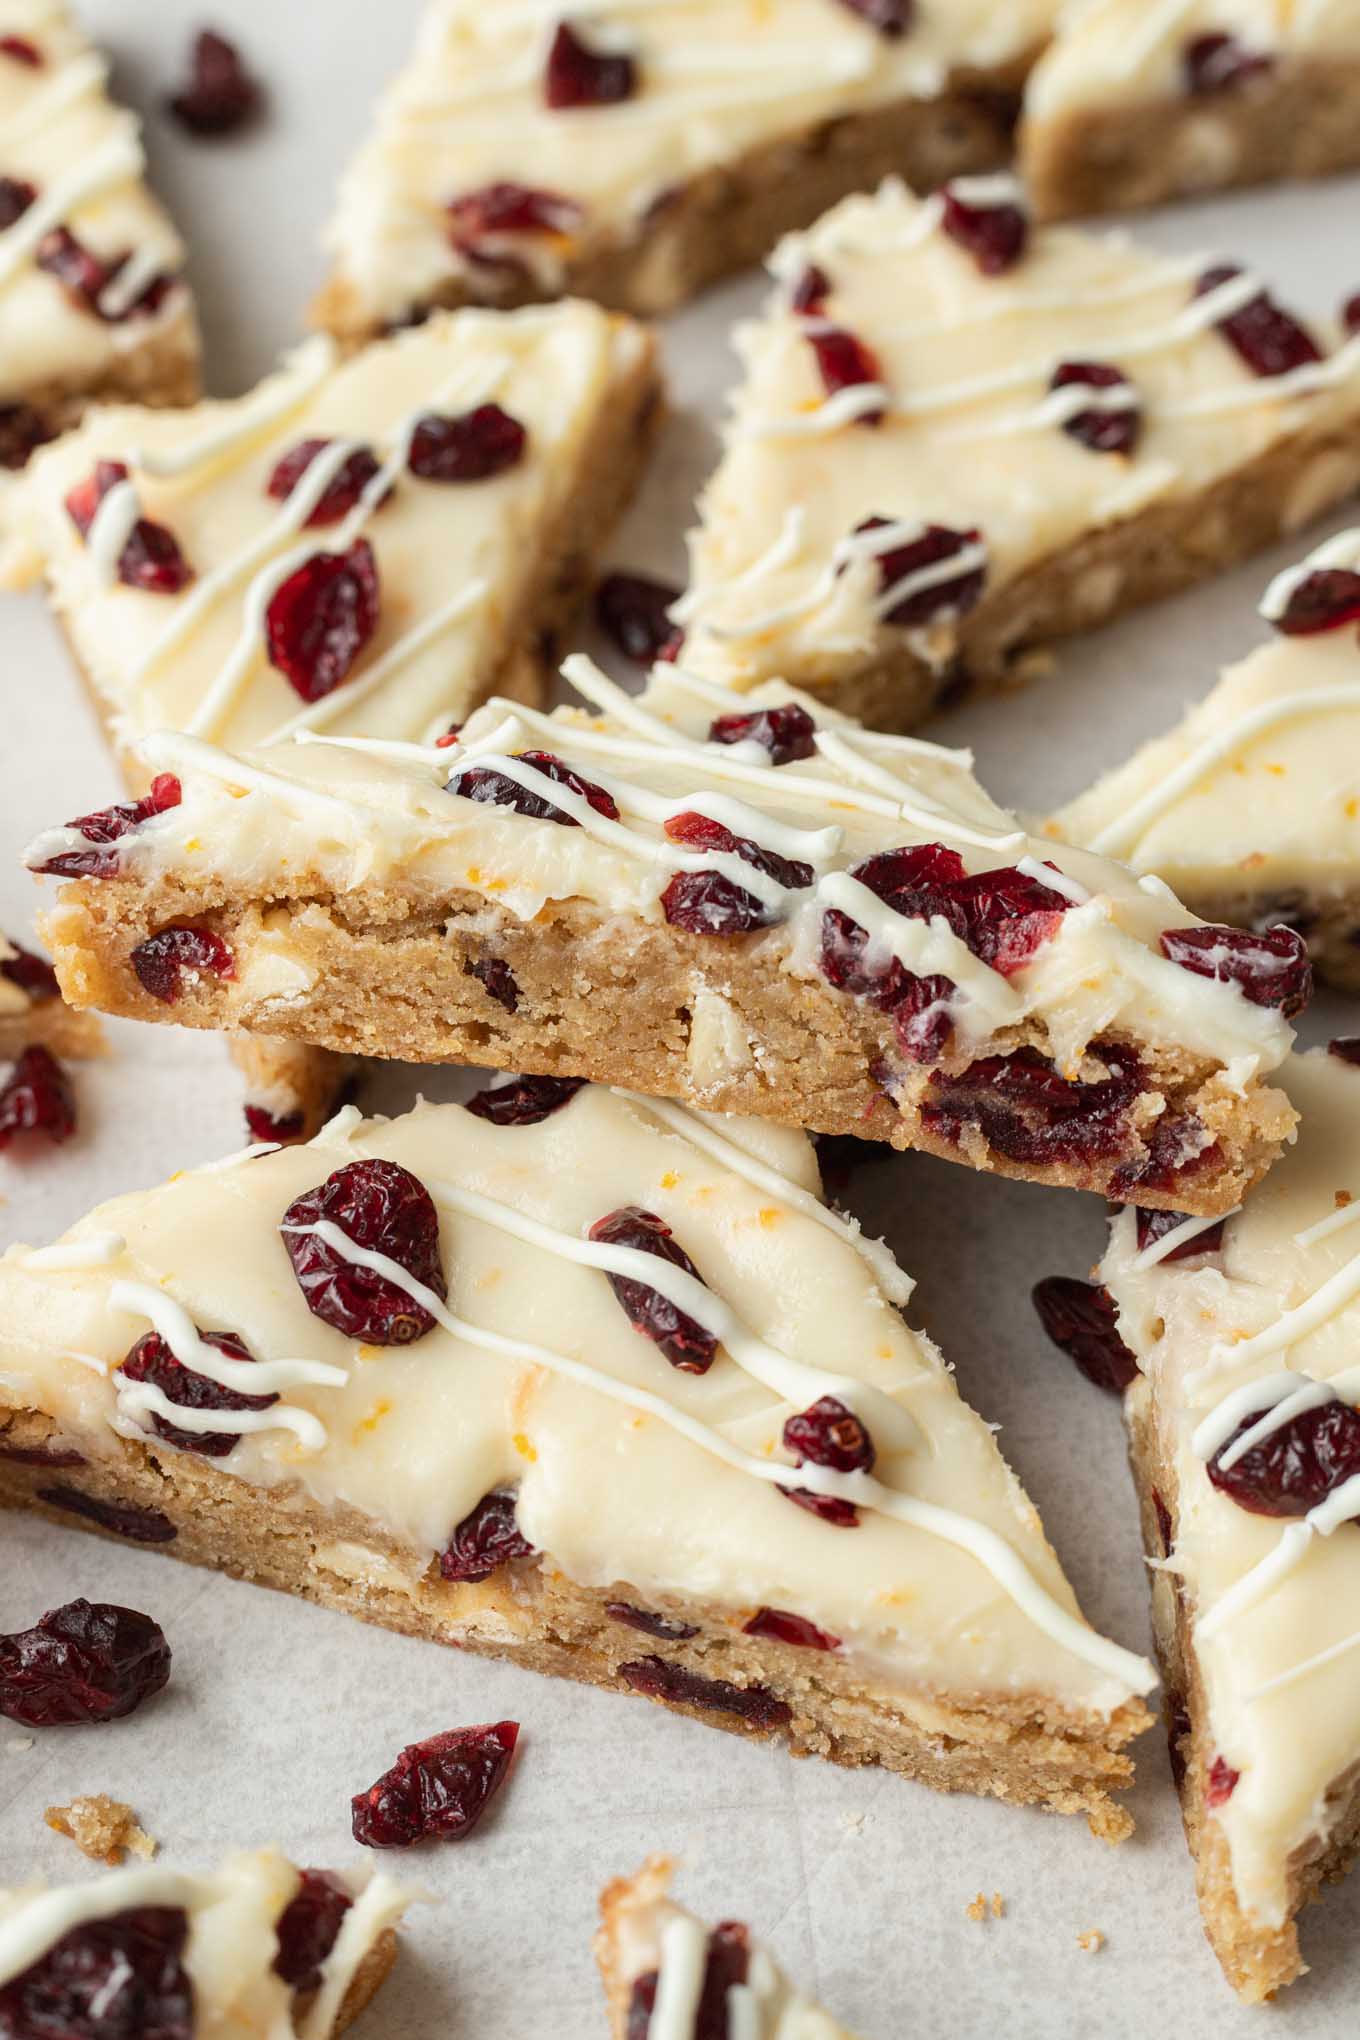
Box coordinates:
[991,1892,1005,1918]
[6,1736,34,1754]
[840,1810,867,1836]
[1337,1191,1353,1209]
[45,1795,156,1866]
[966,1893,987,1922]
[1077,1929,1105,1955]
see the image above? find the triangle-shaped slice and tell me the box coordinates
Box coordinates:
[596,1857,860,2039]
[0,1083,1153,1834]
[677,177,1360,731]
[312,0,1054,340]
[1051,528,1360,995]
[1099,1046,1360,1998]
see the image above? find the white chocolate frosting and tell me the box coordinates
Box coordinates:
[0,1085,1154,1715]
[6,304,650,750]
[679,179,1360,695]
[1105,1048,1360,1926]
[321,0,1056,330]
[0,1848,411,2039]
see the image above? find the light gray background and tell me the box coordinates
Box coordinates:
[3,5,1359,2032]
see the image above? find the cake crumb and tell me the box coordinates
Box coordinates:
[1077,1929,1106,1955]
[966,1893,987,1922]
[991,1892,1005,1919]
[839,1810,867,1836]
[7,1736,34,1754]
[45,1795,157,1866]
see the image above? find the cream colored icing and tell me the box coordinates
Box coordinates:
[6,304,649,749]
[678,179,1360,695]
[0,934,30,1016]
[321,0,1056,329]
[0,1849,412,2038]
[0,1085,1153,1713]
[1105,1048,1360,1926]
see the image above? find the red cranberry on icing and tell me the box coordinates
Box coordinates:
[167,29,261,135]
[0,938,58,1002]
[1196,264,1322,378]
[595,572,684,665]
[779,1484,861,1528]
[35,1484,177,1542]
[266,439,385,527]
[408,405,527,483]
[832,0,914,31]
[244,1104,306,1144]
[619,1656,791,1729]
[1160,923,1312,1017]
[0,1906,192,2038]
[0,399,55,470]
[28,773,179,879]
[893,972,957,1063]
[265,538,380,703]
[130,924,234,1004]
[544,21,637,109]
[589,1205,719,1373]
[465,1073,586,1125]
[1183,34,1272,94]
[0,35,41,64]
[439,1490,535,1581]
[0,174,35,228]
[1135,1207,1226,1261]
[1204,1755,1241,1808]
[273,1872,351,1993]
[0,1598,171,1727]
[351,1721,519,1848]
[1207,1396,1360,1516]
[1050,361,1141,458]
[0,1046,75,1151]
[924,1042,1145,1170]
[743,1607,841,1652]
[853,516,987,628]
[791,264,830,314]
[446,749,619,826]
[282,1158,447,1344]
[783,1396,875,1475]
[65,459,129,538]
[448,182,584,256]
[940,179,1028,275]
[708,703,816,766]
[804,323,885,420]
[64,459,194,594]
[38,228,174,321]
[118,1327,276,1458]
[1032,1277,1138,1394]
[606,1602,700,1641]
[1268,568,1360,636]
[627,1924,750,2040]
[1330,1037,1360,1065]
[661,811,813,936]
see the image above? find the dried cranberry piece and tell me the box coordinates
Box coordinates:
[1032,1277,1138,1394]
[661,811,812,935]
[946,864,1071,975]
[464,955,519,1013]
[925,1043,1144,1170]
[131,924,234,1004]
[893,972,956,1063]
[783,1396,875,1475]
[1330,1037,1360,1066]
[1050,360,1141,457]
[854,516,987,628]
[778,1484,861,1527]
[744,1607,841,1652]
[0,1598,171,1727]
[0,35,41,65]
[1207,1396,1360,1516]
[940,180,1028,275]
[448,182,583,252]
[0,174,35,228]
[439,1490,535,1582]
[282,1158,446,1345]
[352,1720,518,1848]
[244,1104,306,1144]
[1135,1207,1226,1261]
[1204,1755,1240,1809]
[64,459,193,593]
[1183,34,1272,94]
[273,1872,351,1992]
[0,937,58,1002]
[606,1602,700,1641]
[804,323,885,419]
[447,749,619,826]
[791,264,830,314]
[596,572,683,665]
[707,703,816,766]
[626,1924,750,2040]
[167,28,260,135]
[1269,568,1360,636]
[1114,1113,1217,1200]
[620,1657,791,1730]
[1196,264,1322,378]
[0,1440,85,1467]
[0,1906,191,2038]
[1160,922,1312,1017]
[1343,292,1360,337]
[832,0,914,31]
[544,21,637,109]
[466,1074,586,1126]
[0,1045,75,1150]
[118,1327,275,1458]
[408,405,527,483]
[589,1206,718,1373]
[266,439,385,527]
[0,399,54,470]
[65,458,129,537]
[37,228,171,321]
[36,1484,177,1541]
[265,537,380,703]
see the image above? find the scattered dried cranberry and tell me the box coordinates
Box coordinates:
[167,29,260,135]
[351,1720,518,1848]
[626,1923,750,2040]
[130,924,234,1004]
[465,1073,585,1125]
[1032,1277,1138,1394]
[265,537,379,703]
[620,1656,791,1730]
[1050,360,1141,457]
[0,1598,171,1727]
[707,703,816,766]
[779,1484,861,1528]
[244,1104,306,1144]
[439,1490,535,1582]
[0,1906,191,2038]
[1114,1112,1217,1200]
[447,749,619,825]
[0,35,41,65]
[925,1042,1144,1170]
[940,179,1028,274]
[661,811,812,935]
[64,458,128,537]
[408,405,527,483]
[1330,1037,1360,1066]
[589,1206,718,1372]
[1196,264,1322,378]
[0,937,58,1002]
[119,1327,276,1458]
[1135,1207,1226,1261]
[464,955,520,1013]
[1204,1754,1240,1808]
[0,399,53,470]
[1207,1395,1360,1516]
[36,1484,177,1541]
[266,439,385,527]
[0,1045,75,1150]
[1183,34,1272,94]
[544,21,636,109]
[448,182,583,255]
[832,0,914,31]
[854,516,986,628]
[804,323,885,420]
[783,1396,875,1475]
[595,571,683,664]
[1268,567,1360,636]
[64,459,193,593]
[273,1871,351,1993]
[0,174,35,229]
[1160,922,1312,1016]
[283,1158,446,1345]
[743,1607,841,1652]
[606,1602,700,1641]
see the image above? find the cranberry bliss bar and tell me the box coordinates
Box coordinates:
[311,0,1054,340]
[0,1084,1154,1832]
[674,177,1360,730]
[0,929,100,1060]
[30,659,1305,1214]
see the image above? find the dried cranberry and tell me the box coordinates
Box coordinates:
[439,1490,535,1581]
[273,1872,351,1992]
[408,405,527,483]
[1160,922,1312,1016]
[465,1074,585,1125]
[0,35,41,65]
[707,703,816,766]
[1203,1755,1240,1809]
[940,180,1028,275]
[0,399,54,470]
[804,323,885,419]
[589,1206,718,1373]
[64,458,128,537]
[832,0,914,31]
[266,439,385,527]
[35,1484,177,1542]
[544,21,636,109]
[265,538,379,703]
[119,1327,275,1458]
[1183,34,1272,94]
[626,1924,750,2040]
[1032,1277,1138,1394]
[1207,1396,1360,1516]
[130,924,234,1004]
[606,1602,699,1641]
[37,228,171,321]
[1050,360,1141,457]
[1196,264,1322,378]
[0,1045,75,1150]
[743,1607,841,1652]
[0,1598,171,1727]
[854,516,986,628]
[64,459,193,592]
[0,174,35,228]
[282,1158,446,1345]
[925,1043,1144,1170]
[1343,292,1360,337]
[352,1720,518,1848]
[1269,568,1360,636]
[780,1481,862,1527]
[0,1440,85,1467]
[0,937,58,1002]
[464,955,519,1013]
[1152,1487,1174,1556]
[783,1396,875,1475]
[620,1657,791,1730]
[0,1906,191,2038]
[1114,1113,1217,1200]
[893,972,956,1062]
[447,749,618,826]
[448,182,583,253]
[244,1104,306,1143]
[595,572,683,664]
[1135,1207,1225,1261]
[1330,1037,1360,1066]
[661,811,811,936]
[167,28,260,135]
